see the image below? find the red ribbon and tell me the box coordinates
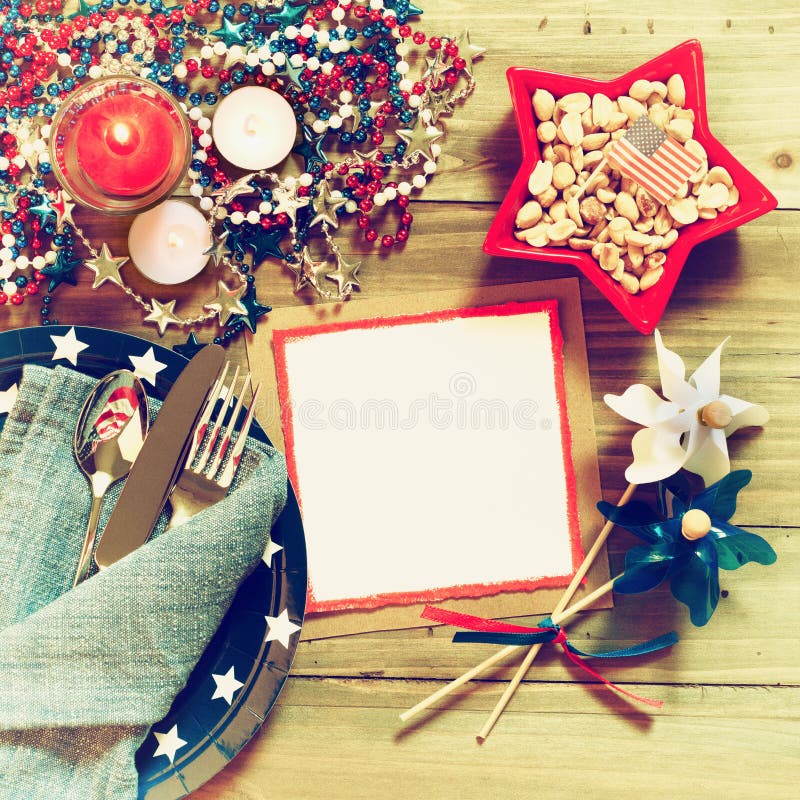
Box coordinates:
[422,605,664,709]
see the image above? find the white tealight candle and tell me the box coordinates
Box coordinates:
[212,86,298,170]
[128,200,211,285]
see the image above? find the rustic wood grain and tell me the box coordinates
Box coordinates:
[2,1,797,796]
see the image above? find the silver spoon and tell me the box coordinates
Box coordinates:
[72,369,149,586]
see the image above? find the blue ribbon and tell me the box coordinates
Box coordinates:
[453,616,678,659]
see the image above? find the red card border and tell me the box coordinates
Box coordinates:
[272,299,584,613]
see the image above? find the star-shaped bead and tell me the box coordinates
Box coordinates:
[325,251,361,297]
[152,724,187,764]
[144,298,182,336]
[211,665,245,705]
[281,57,310,91]
[228,285,271,333]
[41,249,82,291]
[426,90,455,124]
[286,247,326,293]
[267,0,309,27]
[172,332,207,359]
[85,242,128,289]
[0,383,18,415]
[263,538,284,566]
[29,194,55,225]
[264,608,300,648]
[293,124,327,171]
[270,185,310,222]
[385,0,423,17]
[424,53,448,85]
[50,189,77,230]
[351,147,384,165]
[396,117,443,161]
[212,174,257,204]
[484,40,778,333]
[203,230,231,267]
[309,179,347,229]
[211,17,248,47]
[450,30,486,77]
[203,280,249,325]
[242,225,287,267]
[129,346,168,387]
[67,0,94,19]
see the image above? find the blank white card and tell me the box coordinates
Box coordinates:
[274,302,580,612]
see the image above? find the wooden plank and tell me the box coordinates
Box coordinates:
[192,679,800,800]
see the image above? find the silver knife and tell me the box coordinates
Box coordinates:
[93,344,226,571]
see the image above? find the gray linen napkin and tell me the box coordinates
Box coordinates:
[0,364,287,799]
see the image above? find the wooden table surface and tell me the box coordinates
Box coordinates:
[7,2,799,798]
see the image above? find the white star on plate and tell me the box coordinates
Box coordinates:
[0,383,18,415]
[263,538,284,566]
[265,608,300,648]
[152,724,187,764]
[129,347,167,387]
[211,665,245,705]
[50,326,89,367]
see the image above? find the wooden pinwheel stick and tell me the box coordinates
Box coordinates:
[399,482,637,726]
[476,481,638,741]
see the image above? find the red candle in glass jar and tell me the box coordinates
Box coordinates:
[74,92,176,196]
[50,78,191,214]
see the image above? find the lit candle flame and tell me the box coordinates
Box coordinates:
[111,122,132,147]
[167,231,183,249]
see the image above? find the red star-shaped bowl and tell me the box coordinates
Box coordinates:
[483,39,777,334]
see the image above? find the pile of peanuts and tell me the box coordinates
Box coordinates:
[513,75,739,294]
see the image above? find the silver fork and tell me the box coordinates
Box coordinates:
[166,361,262,530]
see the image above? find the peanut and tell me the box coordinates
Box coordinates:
[548,219,578,241]
[537,121,558,143]
[552,161,577,190]
[528,160,553,195]
[697,182,729,210]
[592,93,613,128]
[579,196,606,225]
[533,88,556,121]
[666,118,693,143]
[558,91,591,114]
[707,166,733,188]
[639,266,664,291]
[568,238,596,251]
[666,74,686,106]
[619,272,640,294]
[614,191,639,224]
[667,197,699,225]
[629,79,654,102]
[636,188,659,218]
[618,95,646,121]
[558,112,584,146]
[599,243,620,271]
[515,200,543,229]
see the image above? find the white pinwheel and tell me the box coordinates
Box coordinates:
[605,330,769,486]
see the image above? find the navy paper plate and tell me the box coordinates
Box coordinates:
[0,325,307,800]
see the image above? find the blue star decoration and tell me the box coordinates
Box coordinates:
[293,124,327,171]
[598,470,777,626]
[266,0,309,28]
[228,286,271,334]
[242,225,287,267]
[42,249,82,291]
[211,18,248,47]
[385,0,423,20]
[172,333,207,359]
[29,194,55,225]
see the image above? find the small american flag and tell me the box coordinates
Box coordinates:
[606,114,703,204]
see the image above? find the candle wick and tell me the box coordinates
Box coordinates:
[243,114,260,136]
[167,231,183,249]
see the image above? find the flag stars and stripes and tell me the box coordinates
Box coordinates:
[606,114,703,204]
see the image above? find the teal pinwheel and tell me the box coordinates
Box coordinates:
[598,470,776,626]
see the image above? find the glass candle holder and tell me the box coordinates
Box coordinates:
[49,77,191,215]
